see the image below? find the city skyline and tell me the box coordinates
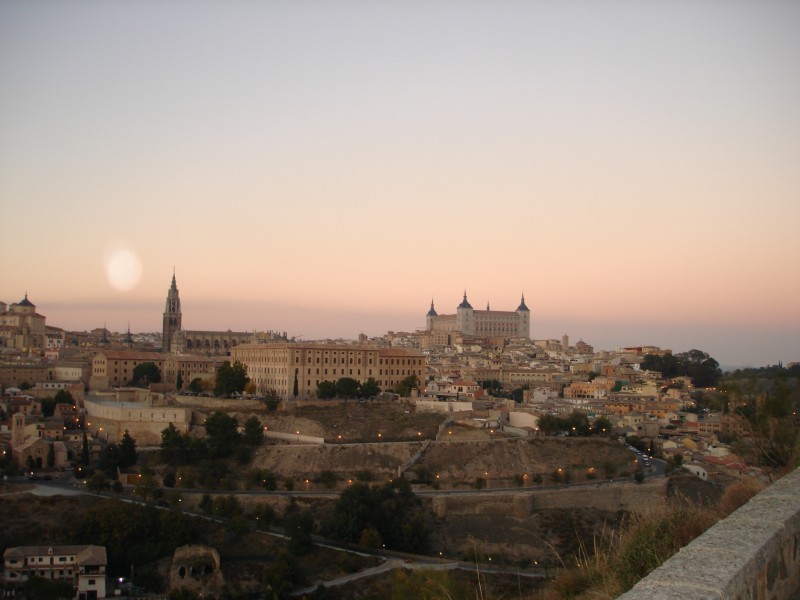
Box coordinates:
[1,1,798,368]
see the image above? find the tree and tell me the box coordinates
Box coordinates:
[99,444,120,476]
[591,416,613,435]
[360,377,380,398]
[176,372,184,390]
[204,411,240,456]
[188,378,203,394]
[87,471,110,493]
[243,416,263,448]
[395,375,419,397]
[324,478,430,553]
[214,361,250,397]
[335,377,360,399]
[47,442,55,468]
[118,430,138,469]
[81,431,90,465]
[680,349,722,388]
[317,380,337,399]
[537,414,562,436]
[641,349,721,388]
[135,473,159,502]
[160,423,195,465]
[41,397,59,418]
[263,550,300,600]
[565,410,590,435]
[262,389,281,411]
[285,509,315,555]
[54,388,75,405]
[293,368,299,398]
[131,362,161,387]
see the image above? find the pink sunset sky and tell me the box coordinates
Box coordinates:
[1,1,798,367]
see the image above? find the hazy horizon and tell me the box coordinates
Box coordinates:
[1,1,798,369]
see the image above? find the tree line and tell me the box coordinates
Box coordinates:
[640,349,722,388]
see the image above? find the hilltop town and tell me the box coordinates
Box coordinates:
[0,282,796,599]
[0,281,755,481]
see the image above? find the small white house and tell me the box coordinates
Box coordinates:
[683,463,708,480]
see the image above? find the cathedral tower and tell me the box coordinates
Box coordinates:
[162,272,182,353]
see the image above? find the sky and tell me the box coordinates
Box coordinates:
[1,1,798,368]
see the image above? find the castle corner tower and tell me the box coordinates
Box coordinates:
[516,294,530,338]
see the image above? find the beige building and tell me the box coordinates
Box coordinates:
[90,350,166,390]
[563,379,616,400]
[426,292,530,339]
[0,294,47,351]
[162,354,224,388]
[3,545,107,598]
[0,361,52,389]
[231,343,425,399]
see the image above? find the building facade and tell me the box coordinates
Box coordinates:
[2,545,107,599]
[426,292,530,339]
[89,350,166,389]
[230,343,425,399]
[0,294,47,351]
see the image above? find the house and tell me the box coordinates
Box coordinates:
[2,545,107,599]
[683,463,709,480]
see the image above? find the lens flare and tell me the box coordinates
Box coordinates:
[103,242,143,291]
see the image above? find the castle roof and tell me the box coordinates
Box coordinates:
[427,300,438,317]
[517,294,530,312]
[16,293,35,308]
[458,292,473,310]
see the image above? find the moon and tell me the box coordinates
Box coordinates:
[103,243,143,291]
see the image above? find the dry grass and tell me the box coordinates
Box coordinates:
[541,477,767,600]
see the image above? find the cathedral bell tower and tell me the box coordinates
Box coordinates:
[162,272,182,353]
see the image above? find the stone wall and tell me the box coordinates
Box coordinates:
[429,479,666,518]
[83,395,191,444]
[618,466,800,600]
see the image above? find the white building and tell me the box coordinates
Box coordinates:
[2,545,107,599]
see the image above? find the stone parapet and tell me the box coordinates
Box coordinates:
[618,466,800,599]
